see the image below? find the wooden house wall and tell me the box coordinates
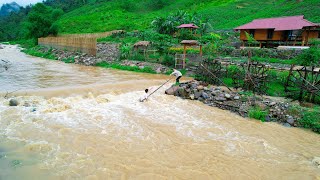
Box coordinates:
[302,30,319,39]
[240,29,319,41]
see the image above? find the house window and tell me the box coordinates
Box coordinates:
[249,29,255,37]
[267,29,274,39]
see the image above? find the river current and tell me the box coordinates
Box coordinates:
[0,45,319,179]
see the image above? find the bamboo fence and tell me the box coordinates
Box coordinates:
[38,30,123,56]
[38,37,97,55]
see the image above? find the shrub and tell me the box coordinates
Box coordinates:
[96,62,156,74]
[248,106,268,122]
[131,52,145,61]
[120,43,132,59]
[294,47,320,66]
[162,54,175,67]
[296,107,320,133]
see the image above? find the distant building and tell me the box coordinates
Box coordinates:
[234,15,319,48]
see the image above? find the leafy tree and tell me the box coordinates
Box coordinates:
[151,11,204,35]
[245,31,258,47]
[25,3,63,39]
[0,5,32,41]
[295,47,320,66]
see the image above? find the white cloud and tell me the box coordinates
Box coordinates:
[0,0,43,7]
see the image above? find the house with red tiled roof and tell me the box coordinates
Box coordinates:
[234,15,319,47]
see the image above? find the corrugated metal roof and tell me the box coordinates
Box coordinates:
[234,15,318,31]
[177,24,199,29]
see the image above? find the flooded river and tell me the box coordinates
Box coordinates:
[0,45,319,179]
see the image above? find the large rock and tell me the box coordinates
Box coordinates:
[225,93,231,99]
[175,87,188,98]
[215,97,226,101]
[165,86,179,95]
[197,85,204,90]
[189,94,195,100]
[201,92,209,99]
[312,157,320,168]
[9,99,19,106]
[286,116,295,125]
[194,91,201,99]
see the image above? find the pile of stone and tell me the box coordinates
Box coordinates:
[120,60,169,73]
[165,80,297,126]
[96,43,120,62]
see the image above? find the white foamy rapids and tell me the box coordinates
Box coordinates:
[1,87,320,179]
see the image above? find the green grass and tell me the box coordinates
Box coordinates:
[56,0,320,34]
[21,46,57,60]
[289,105,320,133]
[251,56,295,65]
[96,61,157,74]
[248,106,269,122]
[9,39,37,49]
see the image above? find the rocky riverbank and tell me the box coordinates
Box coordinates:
[31,44,169,73]
[165,80,299,127]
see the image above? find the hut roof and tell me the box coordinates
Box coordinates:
[133,41,150,47]
[234,15,318,31]
[180,40,199,45]
[177,24,199,29]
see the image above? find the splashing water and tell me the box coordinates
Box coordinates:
[0,45,320,179]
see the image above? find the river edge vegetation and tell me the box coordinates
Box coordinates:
[1,0,320,133]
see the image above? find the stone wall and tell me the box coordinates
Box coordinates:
[96,43,120,63]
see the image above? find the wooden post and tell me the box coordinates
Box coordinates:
[199,45,202,57]
[259,42,262,48]
[183,44,186,69]
[306,27,310,46]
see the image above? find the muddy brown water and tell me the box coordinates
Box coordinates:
[0,45,319,179]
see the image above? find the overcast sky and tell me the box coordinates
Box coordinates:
[0,0,43,7]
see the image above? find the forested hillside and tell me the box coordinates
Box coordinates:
[56,0,320,33]
[0,0,319,41]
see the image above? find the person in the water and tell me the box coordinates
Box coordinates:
[139,88,149,102]
[170,68,182,84]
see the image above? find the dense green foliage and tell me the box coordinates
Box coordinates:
[0,6,31,41]
[25,3,64,39]
[1,0,320,40]
[96,62,157,73]
[21,46,57,59]
[289,105,320,133]
[55,0,320,34]
[295,47,320,66]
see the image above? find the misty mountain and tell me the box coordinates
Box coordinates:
[0,2,21,16]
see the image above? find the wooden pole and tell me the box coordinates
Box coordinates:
[306,27,310,46]
[183,44,186,69]
[200,45,202,57]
